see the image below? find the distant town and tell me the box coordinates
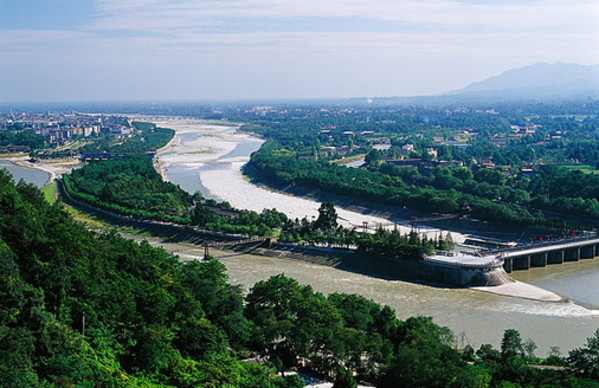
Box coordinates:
[0,111,135,154]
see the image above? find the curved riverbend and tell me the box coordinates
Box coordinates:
[5,117,595,357]
[143,117,599,355]
[152,118,466,241]
[0,159,50,187]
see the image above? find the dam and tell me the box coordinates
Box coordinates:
[492,234,599,273]
[423,252,508,286]
[427,234,599,286]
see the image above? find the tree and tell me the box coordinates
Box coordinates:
[569,329,599,379]
[523,338,537,360]
[364,148,382,166]
[333,365,357,388]
[314,202,338,232]
[501,329,524,359]
[476,344,501,362]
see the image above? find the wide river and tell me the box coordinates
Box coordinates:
[6,119,599,356]
[149,118,599,356]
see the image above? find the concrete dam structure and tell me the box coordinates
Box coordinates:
[423,252,510,287]
[492,235,599,273]
[425,235,599,287]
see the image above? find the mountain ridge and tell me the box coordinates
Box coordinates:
[446,62,599,99]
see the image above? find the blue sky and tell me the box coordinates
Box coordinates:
[1,0,598,102]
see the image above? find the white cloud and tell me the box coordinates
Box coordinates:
[88,0,599,33]
[1,0,598,100]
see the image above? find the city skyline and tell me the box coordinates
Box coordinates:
[1,0,598,102]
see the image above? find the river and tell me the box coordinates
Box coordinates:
[8,119,599,356]
[217,251,599,356]
[0,160,50,188]
[148,118,599,356]
[152,118,463,241]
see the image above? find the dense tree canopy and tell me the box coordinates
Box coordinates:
[2,169,599,386]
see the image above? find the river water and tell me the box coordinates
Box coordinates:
[8,120,599,356]
[214,251,599,356]
[148,119,599,356]
[0,160,50,188]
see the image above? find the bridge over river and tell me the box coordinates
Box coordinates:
[489,234,599,272]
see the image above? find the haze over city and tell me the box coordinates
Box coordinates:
[1,0,599,102]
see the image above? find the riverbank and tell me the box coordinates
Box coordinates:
[1,153,80,186]
[118,231,599,356]
[148,117,470,243]
[43,143,598,356]
[14,157,80,185]
[123,229,566,304]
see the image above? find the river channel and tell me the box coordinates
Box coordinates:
[6,119,599,356]
[148,118,599,356]
[0,160,50,188]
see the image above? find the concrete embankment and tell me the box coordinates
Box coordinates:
[226,242,519,288]
[421,260,512,287]
[202,241,569,303]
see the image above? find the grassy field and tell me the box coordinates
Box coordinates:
[41,181,59,203]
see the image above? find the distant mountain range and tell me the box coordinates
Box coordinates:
[358,62,599,106]
[446,62,599,100]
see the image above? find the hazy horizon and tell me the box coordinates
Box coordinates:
[1,0,598,103]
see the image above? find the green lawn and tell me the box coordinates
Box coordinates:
[41,181,59,203]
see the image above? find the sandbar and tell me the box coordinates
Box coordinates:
[472,281,564,302]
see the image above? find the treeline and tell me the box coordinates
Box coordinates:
[64,156,193,223]
[65,154,450,259]
[526,165,599,218]
[378,161,599,221]
[64,155,289,237]
[79,121,175,154]
[3,171,599,386]
[0,129,46,149]
[279,202,453,260]
[250,141,538,226]
[0,169,301,387]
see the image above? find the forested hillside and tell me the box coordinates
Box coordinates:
[3,169,599,386]
[0,169,299,387]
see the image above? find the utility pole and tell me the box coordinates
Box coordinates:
[204,243,210,259]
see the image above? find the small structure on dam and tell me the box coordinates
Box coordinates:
[423,252,511,287]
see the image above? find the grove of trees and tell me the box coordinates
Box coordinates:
[3,169,599,386]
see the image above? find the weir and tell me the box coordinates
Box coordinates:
[423,252,507,287]
[490,235,599,273]
[424,235,599,286]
